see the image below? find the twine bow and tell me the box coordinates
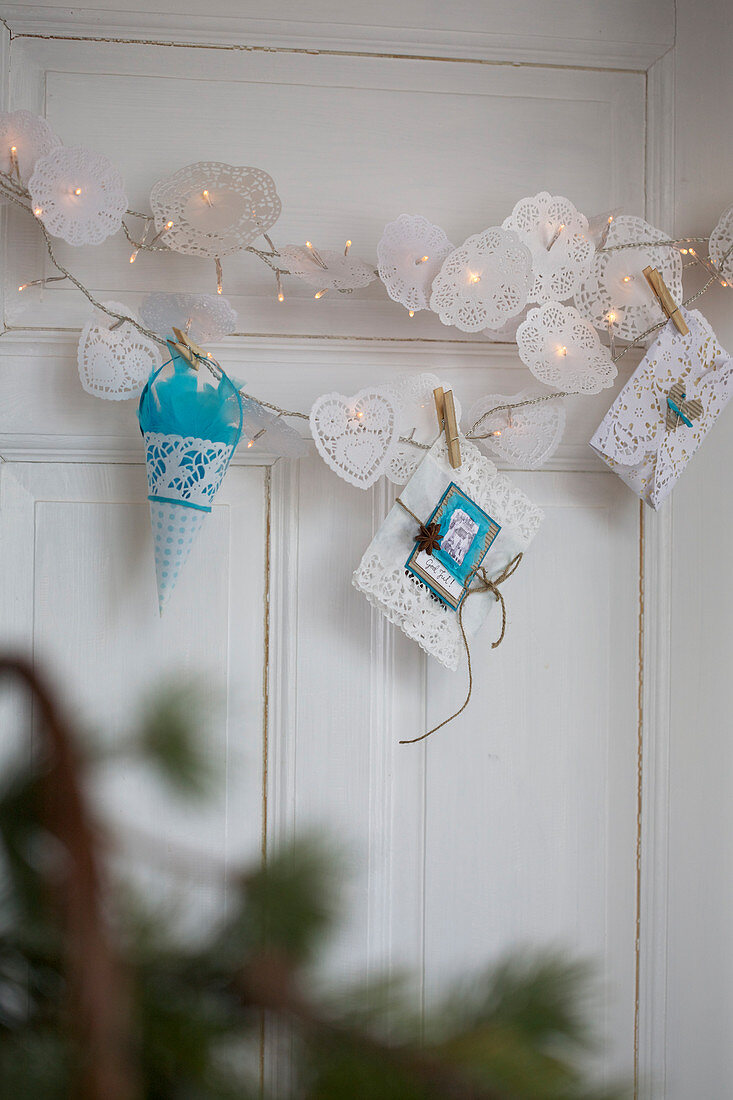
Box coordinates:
[395,497,523,745]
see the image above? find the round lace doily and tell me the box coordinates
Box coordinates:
[0,109,60,183]
[28,145,127,246]
[77,301,161,400]
[279,245,376,291]
[429,227,532,332]
[310,388,399,489]
[502,192,593,304]
[573,215,683,343]
[241,398,309,460]
[709,205,733,284]
[377,214,454,313]
[466,389,566,469]
[384,371,461,484]
[517,302,617,394]
[140,292,238,344]
[149,161,281,257]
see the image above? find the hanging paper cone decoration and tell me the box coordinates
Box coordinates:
[138,348,243,612]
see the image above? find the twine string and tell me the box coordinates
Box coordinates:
[394,497,522,744]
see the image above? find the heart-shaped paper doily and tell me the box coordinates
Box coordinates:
[465,389,566,469]
[309,389,399,489]
[78,304,161,400]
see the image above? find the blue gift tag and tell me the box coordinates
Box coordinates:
[404,482,501,610]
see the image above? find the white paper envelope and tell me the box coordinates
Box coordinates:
[352,437,543,670]
[589,309,733,510]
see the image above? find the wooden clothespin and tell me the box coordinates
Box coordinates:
[642,266,689,336]
[433,386,462,469]
[169,326,212,370]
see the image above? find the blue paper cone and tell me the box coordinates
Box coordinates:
[139,349,242,612]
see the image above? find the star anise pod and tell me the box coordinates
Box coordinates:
[416,521,442,555]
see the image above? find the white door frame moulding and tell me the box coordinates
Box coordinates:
[635,49,675,1100]
[0,3,675,73]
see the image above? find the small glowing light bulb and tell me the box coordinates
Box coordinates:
[344,239,352,255]
[202,189,212,205]
[216,286,223,295]
[165,220,173,230]
[18,283,26,292]
[314,289,327,299]
[679,248,688,255]
[721,280,729,288]
[415,255,429,265]
[607,311,617,323]
[408,310,415,318]
[558,345,568,356]
[608,215,614,223]
[491,430,502,437]
[247,439,254,449]
[622,275,632,283]
[10,145,16,154]
[469,273,481,283]
[688,248,697,257]
[356,410,364,419]
[129,253,137,264]
[33,207,42,217]
[278,291,284,302]
[306,240,314,250]
[73,187,82,196]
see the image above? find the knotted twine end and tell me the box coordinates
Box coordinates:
[399,552,523,745]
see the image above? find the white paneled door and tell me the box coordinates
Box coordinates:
[0,3,678,1094]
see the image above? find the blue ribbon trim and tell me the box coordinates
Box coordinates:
[148,494,212,514]
[666,397,693,428]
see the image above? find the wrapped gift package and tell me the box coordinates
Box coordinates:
[590,308,733,509]
[352,437,543,670]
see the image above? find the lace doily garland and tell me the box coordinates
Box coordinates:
[517,302,617,394]
[589,309,733,509]
[430,227,532,332]
[149,161,281,257]
[573,215,683,343]
[140,292,238,344]
[377,214,454,313]
[384,371,460,484]
[310,388,399,489]
[502,192,594,304]
[0,109,61,182]
[466,389,566,469]
[28,145,127,246]
[78,302,161,400]
[709,205,733,284]
[279,245,376,291]
[352,437,543,670]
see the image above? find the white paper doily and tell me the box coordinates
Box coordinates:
[709,206,733,284]
[0,110,61,182]
[279,245,376,291]
[465,389,566,469]
[78,302,161,400]
[241,398,309,459]
[28,145,127,246]
[502,192,593,304]
[429,227,532,332]
[149,162,281,257]
[377,215,454,313]
[384,371,461,484]
[140,292,238,344]
[517,302,617,394]
[310,388,399,489]
[573,215,683,343]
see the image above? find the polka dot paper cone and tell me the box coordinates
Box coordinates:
[143,431,235,613]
